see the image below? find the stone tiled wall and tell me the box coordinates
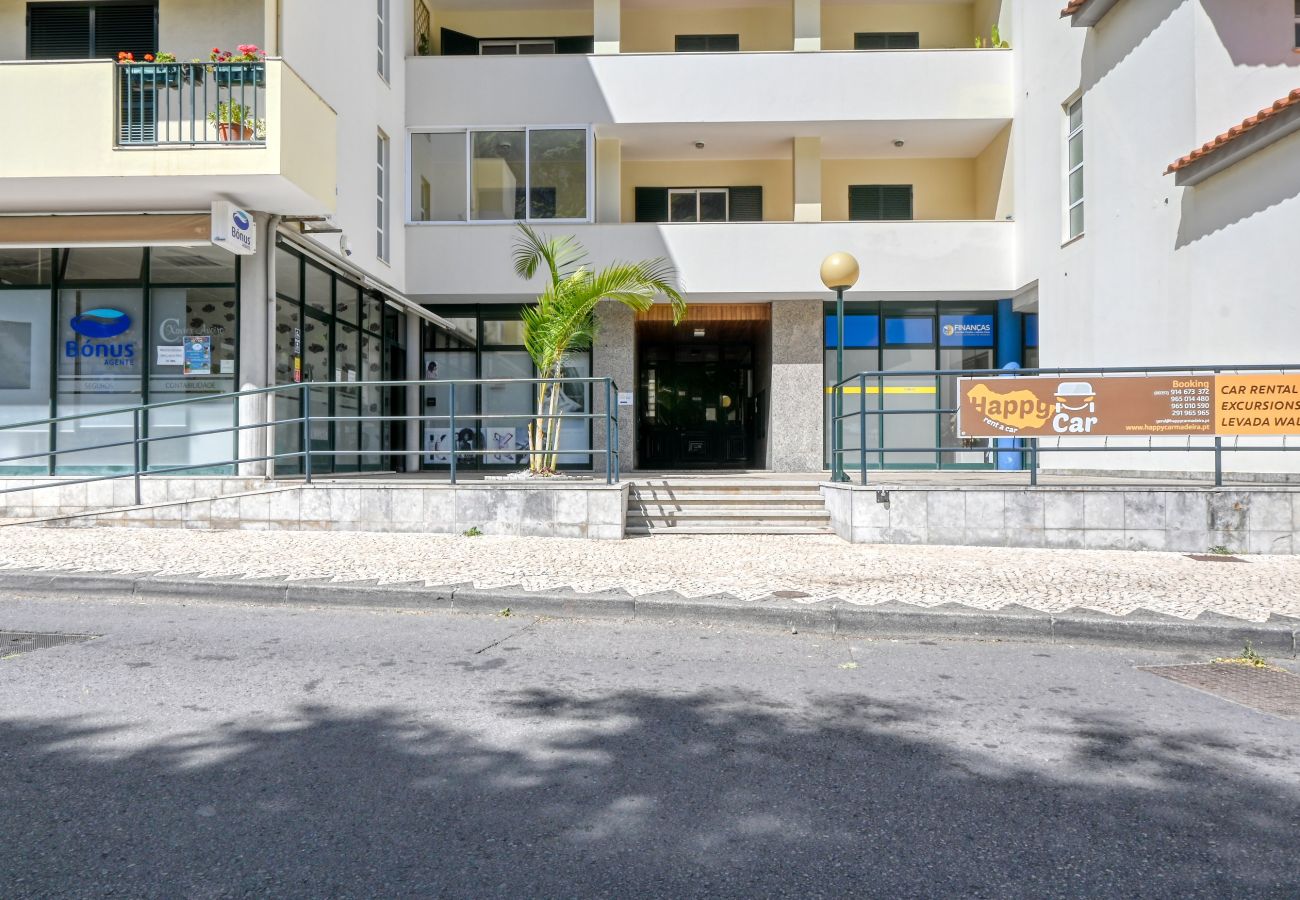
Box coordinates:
[822,483,1300,554]
[0,478,264,520]
[54,483,631,540]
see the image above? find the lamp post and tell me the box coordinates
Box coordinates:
[821,252,859,483]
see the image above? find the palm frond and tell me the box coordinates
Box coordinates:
[512,223,588,284]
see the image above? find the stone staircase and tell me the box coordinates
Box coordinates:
[626,479,833,535]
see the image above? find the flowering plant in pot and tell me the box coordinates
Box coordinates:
[207,100,266,141]
[210,45,268,86]
[117,50,180,87]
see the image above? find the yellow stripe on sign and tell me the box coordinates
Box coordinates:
[824,386,939,395]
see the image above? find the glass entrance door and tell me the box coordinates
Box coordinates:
[638,340,758,469]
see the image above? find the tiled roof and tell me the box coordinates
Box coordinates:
[1059,0,1092,15]
[1166,88,1300,175]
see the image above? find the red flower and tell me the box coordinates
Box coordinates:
[144,53,154,62]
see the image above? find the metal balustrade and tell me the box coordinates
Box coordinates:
[830,363,1300,487]
[0,377,622,508]
[118,61,265,146]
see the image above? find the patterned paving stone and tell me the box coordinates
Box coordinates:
[0,527,1298,623]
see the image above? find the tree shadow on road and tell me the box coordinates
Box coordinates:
[4,688,1297,897]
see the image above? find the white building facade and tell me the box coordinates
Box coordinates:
[0,0,1296,478]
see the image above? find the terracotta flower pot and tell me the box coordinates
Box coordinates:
[217,122,256,141]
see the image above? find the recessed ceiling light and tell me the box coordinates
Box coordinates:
[694,141,706,150]
[893,139,905,148]
[693,328,706,337]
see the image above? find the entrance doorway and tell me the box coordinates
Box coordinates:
[636,304,771,469]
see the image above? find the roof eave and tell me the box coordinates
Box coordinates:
[1169,101,1300,187]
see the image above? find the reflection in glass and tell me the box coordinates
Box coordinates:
[528,128,587,219]
[410,132,468,221]
[471,130,525,220]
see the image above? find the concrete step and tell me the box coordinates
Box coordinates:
[629,506,830,520]
[626,524,835,535]
[629,492,826,504]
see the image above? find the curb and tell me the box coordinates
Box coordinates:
[0,570,1296,656]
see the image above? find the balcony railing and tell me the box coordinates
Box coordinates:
[117,61,266,146]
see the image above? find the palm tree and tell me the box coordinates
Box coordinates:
[513,223,685,474]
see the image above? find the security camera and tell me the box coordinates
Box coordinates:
[339,234,353,257]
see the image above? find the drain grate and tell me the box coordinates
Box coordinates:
[0,631,96,659]
[1138,663,1300,721]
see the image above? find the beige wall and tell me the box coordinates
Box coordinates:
[974,123,1012,220]
[620,160,794,222]
[0,0,265,61]
[622,6,791,53]
[821,159,976,220]
[431,9,594,54]
[822,2,974,51]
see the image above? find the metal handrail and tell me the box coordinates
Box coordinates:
[0,377,623,507]
[118,61,266,146]
[829,363,1300,487]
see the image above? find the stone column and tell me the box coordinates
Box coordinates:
[593,302,635,476]
[596,138,622,223]
[237,224,272,479]
[768,298,824,472]
[793,137,822,223]
[405,310,422,474]
[594,0,620,54]
[793,0,821,51]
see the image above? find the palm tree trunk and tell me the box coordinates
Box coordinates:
[545,362,564,471]
[532,380,551,473]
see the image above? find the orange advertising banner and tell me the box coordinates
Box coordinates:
[957,374,1300,438]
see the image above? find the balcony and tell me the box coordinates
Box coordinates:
[406,49,1012,129]
[405,221,1015,300]
[0,59,337,215]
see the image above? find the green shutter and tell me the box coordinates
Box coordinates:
[27,6,91,59]
[849,185,913,221]
[92,4,156,58]
[854,32,920,50]
[555,35,594,54]
[675,34,739,52]
[441,28,478,55]
[635,188,669,223]
[728,187,763,222]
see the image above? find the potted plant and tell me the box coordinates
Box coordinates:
[210,45,267,87]
[117,51,180,88]
[208,100,266,141]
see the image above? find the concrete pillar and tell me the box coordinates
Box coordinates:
[793,137,822,223]
[405,310,422,474]
[237,223,272,478]
[592,302,635,475]
[594,0,620,54]
[793,0,821,51]
[596,138,622,223]
[768,299,824,472]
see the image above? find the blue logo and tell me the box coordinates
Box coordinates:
[233,210,250,231]
[70,308,132,339]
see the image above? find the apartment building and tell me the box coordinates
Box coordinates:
[0,0,1296,479]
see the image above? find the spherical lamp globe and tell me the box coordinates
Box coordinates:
[820,252,860,292]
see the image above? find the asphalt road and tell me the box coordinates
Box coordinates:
[2,592,1298,899]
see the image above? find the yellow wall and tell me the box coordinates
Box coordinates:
[973,0,1006,45]
[621,6,792,53]
[822,159,976,220]
[974,123,1013,220]
[430,9,595,54]
[821,3,974,51]
[621,160,793,221]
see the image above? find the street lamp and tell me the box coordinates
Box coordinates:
[821,252,859,483]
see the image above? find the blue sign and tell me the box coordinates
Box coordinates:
[1024,313,1039,348]
[70,308,132,339]
[824,314,879,348]
[939,314,994,348]
[885,317,934,346]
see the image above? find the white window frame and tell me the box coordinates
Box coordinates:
[1064,96,1084,242]
[405,125,595,225]
[479,39,556,55]
[376,0,390,81]
[667,188,730,223]
[377,131,390,262]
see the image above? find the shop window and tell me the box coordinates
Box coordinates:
[0,249,54,286]
[149,245,236,284]
[0,290,53,472]
[61,247,144,282]
[884,317,934,345]
[304,263,332,316]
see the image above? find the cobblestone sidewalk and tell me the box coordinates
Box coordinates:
[1,526,1298,623]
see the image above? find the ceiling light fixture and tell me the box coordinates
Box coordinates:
[893,139,906,148]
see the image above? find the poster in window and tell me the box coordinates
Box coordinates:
[487,426,529,464]
[183,336,212,375]
[0,321,32,389]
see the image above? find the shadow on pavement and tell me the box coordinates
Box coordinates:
[4,689,1297,897]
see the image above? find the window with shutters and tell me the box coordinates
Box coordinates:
[634,187,763,223]
[27,2,157,60]
[854,32,920,50]
[848,185,913,221]
[675,34,740,52]
[1065,97,1084,240]
[480,39,556,55]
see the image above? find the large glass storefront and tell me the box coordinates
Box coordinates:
[823,301,1036,470]
[273,242,406,475]
[420,305,592,471]
[0,246,239,474]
